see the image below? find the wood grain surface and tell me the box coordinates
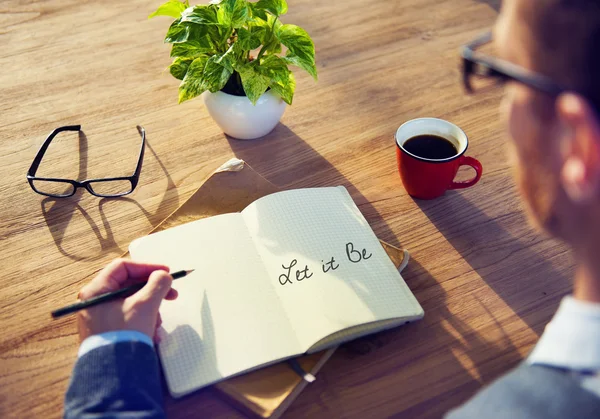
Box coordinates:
[0,0,573,418]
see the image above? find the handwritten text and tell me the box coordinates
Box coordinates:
[278,242,372,286]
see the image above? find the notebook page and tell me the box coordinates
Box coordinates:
[128,213,301,397]
[241,187,423,352]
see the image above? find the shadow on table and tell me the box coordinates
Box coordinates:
[225,124,402,249]
[391,259,522,417]
[40,130,98,260]
[41,136,179,260]
[415,192,569,336]
[97,140,181,244]
[42,194,119,260]
[292,257,522,419]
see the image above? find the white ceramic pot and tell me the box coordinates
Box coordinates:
[202,90,287,140]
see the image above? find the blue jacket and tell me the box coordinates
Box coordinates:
[64,341,165,418]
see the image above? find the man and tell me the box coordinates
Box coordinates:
[65,0,600,417]
[447,0,600,417]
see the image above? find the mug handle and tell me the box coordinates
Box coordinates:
[449,156,483,190]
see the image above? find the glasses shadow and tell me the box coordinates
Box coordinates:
[225,124,402,249]
[40,133,179,260]
[41,194,121,261]
[40,131,98,260]
[144,140,180,224]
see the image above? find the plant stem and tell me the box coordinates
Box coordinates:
[221,27,234,53]
[256,44,269,61]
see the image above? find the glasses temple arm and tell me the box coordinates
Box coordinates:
[27,125,82,177]
[132,125,146,181]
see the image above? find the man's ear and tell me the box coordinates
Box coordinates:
[556,93,600,204]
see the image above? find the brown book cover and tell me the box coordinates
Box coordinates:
[131,158,409,418]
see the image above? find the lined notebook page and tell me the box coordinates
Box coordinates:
[241,187,423,352]
[129,213,301,397]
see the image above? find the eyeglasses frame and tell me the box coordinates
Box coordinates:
[461,31,571,96]
[26,125,146,198]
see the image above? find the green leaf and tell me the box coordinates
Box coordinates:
[165,18,188,43]
[258,55,294,104]
[201,55,234,92]
[170,37,213,58]
[250,13,281,54]
[179,56,209,103]
[149,0,187,18]
[215,42,238,72]
[248,3,268,21]
[238,62,270,104]
[169,57,194,80]
[246,21,268,46]
[251,13,280,38]
[237,27,261,50]
[267,13,283,33]
[260,55,288,75]
[270,71,295,105]
[249,24,267,43]
[283,53,317,80]
[180,5,220,25]
[217,0,250,28]
[277,24,317,80]
[179,5,228,47]
[254,0,287,17]
[267,41,282,54]
[261,38,282,55]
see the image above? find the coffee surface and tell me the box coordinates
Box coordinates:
[403,135,458,160]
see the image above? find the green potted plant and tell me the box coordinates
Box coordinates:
[150,0,317,140]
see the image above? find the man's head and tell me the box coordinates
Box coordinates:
[495,0,600,253]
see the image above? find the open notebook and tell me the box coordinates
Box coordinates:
[129,186,424,397]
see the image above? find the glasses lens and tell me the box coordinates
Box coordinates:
[467,61,505,93]
[31,179,75,197]
[465,37,505,94]
[88,179,133,197]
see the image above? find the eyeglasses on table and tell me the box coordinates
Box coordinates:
[27,125,145,198]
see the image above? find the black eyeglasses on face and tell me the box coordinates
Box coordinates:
[27,125,146,198]
[461,31,567,96]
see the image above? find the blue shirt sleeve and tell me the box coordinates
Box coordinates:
[78,330,154,358]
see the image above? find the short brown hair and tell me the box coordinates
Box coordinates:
[522,0,600,110]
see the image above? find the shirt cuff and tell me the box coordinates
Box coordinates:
[527,296,600,371]
[78,330,154,358]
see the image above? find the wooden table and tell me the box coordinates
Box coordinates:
[0,0,574,417]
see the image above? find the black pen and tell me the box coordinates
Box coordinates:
[51,269,194,319]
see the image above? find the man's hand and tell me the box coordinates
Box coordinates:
[77,259,178,343]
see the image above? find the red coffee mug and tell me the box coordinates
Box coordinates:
[395,118,482,200]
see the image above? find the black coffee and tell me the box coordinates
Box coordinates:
[403,135,458,160]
